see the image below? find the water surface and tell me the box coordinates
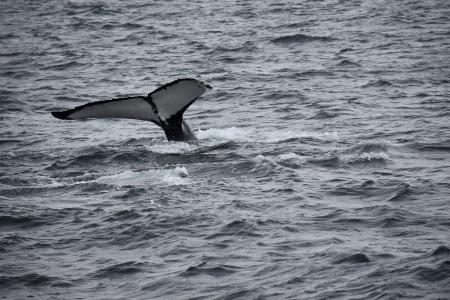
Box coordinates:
[1,0,449,299]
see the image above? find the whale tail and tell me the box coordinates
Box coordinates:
[51,78,212,141]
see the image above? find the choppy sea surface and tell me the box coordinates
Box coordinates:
[1,0,450,299]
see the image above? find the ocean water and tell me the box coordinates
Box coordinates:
[1,0,449,299]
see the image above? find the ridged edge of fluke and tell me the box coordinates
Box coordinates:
[148,78,212,97]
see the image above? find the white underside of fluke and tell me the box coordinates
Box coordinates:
[150,79,207,120]
[67,96,159,123]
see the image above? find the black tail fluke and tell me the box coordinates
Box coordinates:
[51,110,71,120]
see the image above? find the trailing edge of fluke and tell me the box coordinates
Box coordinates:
[51,78,212,141]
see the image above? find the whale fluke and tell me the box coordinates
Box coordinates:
[51,78,212,141]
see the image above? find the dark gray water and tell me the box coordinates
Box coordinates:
[1,0,450,299]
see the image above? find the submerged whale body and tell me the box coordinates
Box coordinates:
[51,78,212,141]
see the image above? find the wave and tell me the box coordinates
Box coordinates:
[333,253,371,264]
[40,60,87,71]
[407,141,450,153]
[338,142,390,164]
[310,151,388,166]
[336,59,361,67]
[338,151,389,164]
[0,234,29,252]
[362,79,394,88]
[414,261,450,283]
[103,209,142,222]
[338,48,354,54]
[385,183,410,201]
[331,181,410,202]
[18,165,191,191]
[102,22,144,30]
[279,142,391,168]
[428,245,450,257]
[240,141,389,172]
[0,214,45,228]
[0,70,34,79]
[271,33,334,44]
[196,127,255,142]
[298,69,334,76]
[146,140,236,155]
[0,33,18,41]
[253,153,307,170]
[208,41,256,54]
[207,219,261,239]
[66,2,123,16]
[0,273,58,287]
[146,142,201,154]
[181,262,241,277]
[91,261,144,278]
[45,145,154,171]
[310,109,339,119]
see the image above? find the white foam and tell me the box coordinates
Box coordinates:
[339,152,389,163]
[262,130,339,143]
[254,154,275,164]
[253,152,308,168]
[278,152,308,164]
[195,127,339,143]
[96,166,191,187]
[33,172,100,188]
[146,142,196,154]
[161,166,189,185]
[196,127,255,141]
